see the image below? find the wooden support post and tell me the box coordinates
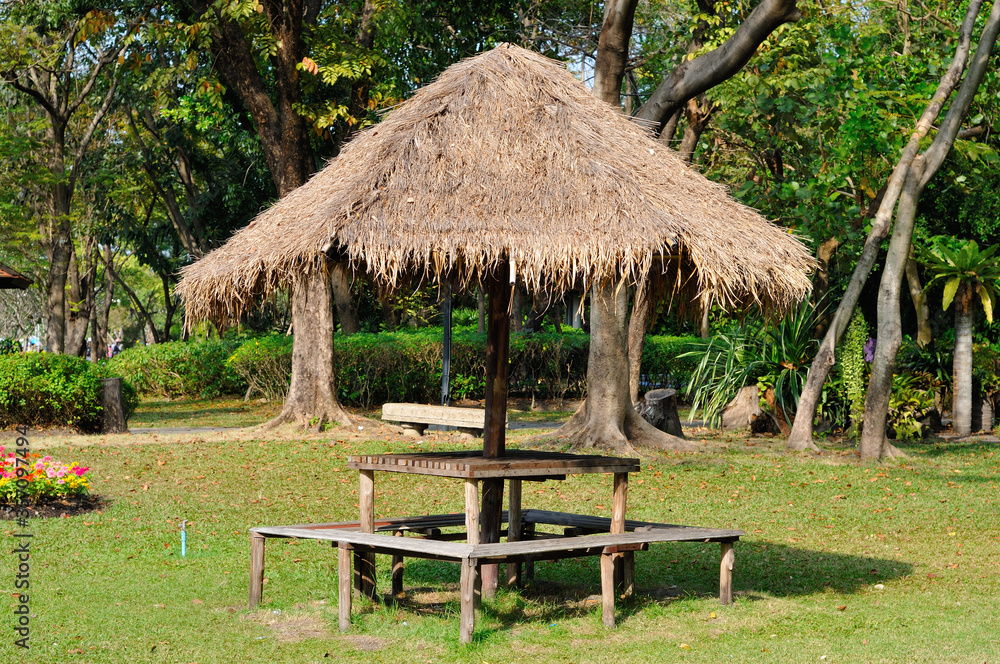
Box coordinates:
[600,552,616,627]
[464,479,480,544]
[338,543,352,630]
[506,479,522,587]
[465,478,482,611]
[392,531,404,597]
[720,542,735,605]
[249,532,265,609]
[611,472,630,596]
[357,469,376,599]
[460,558,477,644]
[481,264,511,598]
[480,478,504,598]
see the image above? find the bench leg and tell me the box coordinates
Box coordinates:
[720,542,735,605]
[600,552,616,627]
[621,551,635,597]
[524,522,536,580]
[460,558,477,644]
[249,532,265,609]
[506,479,522,588]
[339,543,352,630]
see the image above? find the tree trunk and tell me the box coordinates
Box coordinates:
[905,249,932,346]
[787,0,987,451]
[952,287,974,436]
[626,285,653,405]
[556,281,693,453]
[266,265,352,429]
[859,0,1000,457]
[859,165,924,460]
[812,237,840,337]
[330,264,360,335]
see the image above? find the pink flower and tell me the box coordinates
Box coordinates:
[34,462,43,470]
[57,479,65,484]
[56,469,66,478]
[46,469,56,478]
[42,456,51,462]
[74,467,88,476]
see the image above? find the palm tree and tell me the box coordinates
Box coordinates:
[921,239,1000,435]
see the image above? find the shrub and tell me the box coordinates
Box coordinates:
[0,338,21,355]
[226,328,699,407]
[108,340,245,398]
[227,335,293,400]
[0,449,92,504]
[0,353,137,432]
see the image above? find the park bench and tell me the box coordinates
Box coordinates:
[249,509,741,643]
[381,403,505,437]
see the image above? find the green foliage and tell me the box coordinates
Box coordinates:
[223,330,697,408]
[0,338,22,354]
[838,309,869,437]
[108,340,245,398]
[685,302,820,427]
[887,374,935,441]
[0,353,136,432]
[226,334,292,400]
[898,333,953,391]
[920,237,1000,320]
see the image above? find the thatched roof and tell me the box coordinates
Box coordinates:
[0,263,31,290]
[178,43,814,324]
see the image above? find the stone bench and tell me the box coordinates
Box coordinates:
[381,403,506,437]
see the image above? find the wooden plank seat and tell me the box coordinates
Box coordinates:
[248,511,742,643]
[381,403,506,437]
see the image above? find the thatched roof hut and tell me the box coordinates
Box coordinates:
[0,263,31,290]
[178,43,813,323]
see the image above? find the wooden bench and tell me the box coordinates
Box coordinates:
[381,403,505,437]
[249,510,742,643]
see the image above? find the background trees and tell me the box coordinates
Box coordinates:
[3,0,1000,448]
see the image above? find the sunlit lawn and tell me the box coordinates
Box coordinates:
[2,423,998,663]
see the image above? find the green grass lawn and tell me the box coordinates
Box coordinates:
[129,397,284,429]
[2,427,998,663]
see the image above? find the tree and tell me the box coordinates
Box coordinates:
[557,0,804,453]
[174,0,381,426]
[0,4,136,353]
[858,0,1000,459]
[788,0,1000,453]
[921,239,1000,436]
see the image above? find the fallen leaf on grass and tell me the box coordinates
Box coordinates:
[836,605,847,611]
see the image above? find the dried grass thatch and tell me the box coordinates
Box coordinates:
[178,43,814,324]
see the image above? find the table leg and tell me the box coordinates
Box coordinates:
[338,543,352,630]
[357,469,376,599]
[506,479,522,588]
[249,532,265,609]
[524,522,536,580]
[720,542,735,605]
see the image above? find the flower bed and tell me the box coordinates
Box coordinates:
[0,447,91,505]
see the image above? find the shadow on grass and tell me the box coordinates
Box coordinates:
[383,539,912,641]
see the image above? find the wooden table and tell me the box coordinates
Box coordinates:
[346,450,641,596]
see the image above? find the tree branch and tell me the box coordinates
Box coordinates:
[636,0,802,133]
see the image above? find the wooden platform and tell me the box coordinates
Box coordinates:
[249,510,742,643]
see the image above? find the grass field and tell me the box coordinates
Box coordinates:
[2,410,998,663]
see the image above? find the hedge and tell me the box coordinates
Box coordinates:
[108,339,245,398]
[0,353,137,432]
[227,329,699,407]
